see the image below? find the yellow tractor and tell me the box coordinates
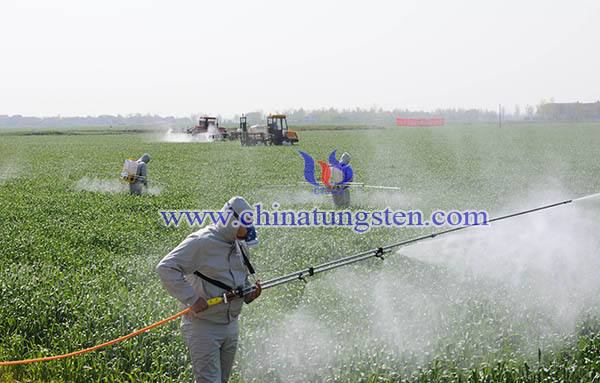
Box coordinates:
[267,114,299,145]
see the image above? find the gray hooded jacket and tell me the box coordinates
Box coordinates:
[136,154,150,186]
[156,197,254,324]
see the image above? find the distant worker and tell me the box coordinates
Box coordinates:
[156,196,262,383]
[122,153,150,195]
[330,152,352,208]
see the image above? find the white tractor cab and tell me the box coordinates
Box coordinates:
[239,114,299,146]
[249,124,268,134]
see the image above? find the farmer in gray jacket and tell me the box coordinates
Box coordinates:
[129,153,150,195]
[156,196,262,383]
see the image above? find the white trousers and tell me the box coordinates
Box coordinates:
[332,188,350,207]
[181,317,239,383]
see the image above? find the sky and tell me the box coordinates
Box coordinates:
[1,0,599,117]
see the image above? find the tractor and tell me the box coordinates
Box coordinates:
[186,116,228,140]
[239,115,268,146]
[239,114,299,146]
[266,114,299,145]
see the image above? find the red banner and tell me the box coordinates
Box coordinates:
[396,118,444,127]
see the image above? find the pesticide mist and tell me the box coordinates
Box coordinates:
[237,195,600,382]
[160,127,220,143]
[75,177,162,195]
[0,162,20,184]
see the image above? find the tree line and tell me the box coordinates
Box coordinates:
[2,102,598,128]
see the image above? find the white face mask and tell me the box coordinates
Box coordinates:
[243,226,259,247]
[227,201,259,247]
[235,225,258,247]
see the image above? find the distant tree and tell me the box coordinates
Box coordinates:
[525,105,535,120]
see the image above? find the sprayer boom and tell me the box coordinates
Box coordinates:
[257,196,592,291]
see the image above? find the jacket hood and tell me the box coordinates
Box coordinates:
[139,153,151,164]
[213,196,253,243]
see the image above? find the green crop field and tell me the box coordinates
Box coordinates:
[1,123,600,382]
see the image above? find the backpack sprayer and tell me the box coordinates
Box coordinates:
[120,158,140,184]
[1,192,599,366]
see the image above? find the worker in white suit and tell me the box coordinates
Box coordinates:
[156,196,261,383]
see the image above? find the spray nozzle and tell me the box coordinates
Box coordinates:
[374,247,385,260]
[574,192,600,205]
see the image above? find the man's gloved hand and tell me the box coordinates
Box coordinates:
[244,281,262,304]
[191,297,209,313]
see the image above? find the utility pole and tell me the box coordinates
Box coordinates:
[498,104,502,129]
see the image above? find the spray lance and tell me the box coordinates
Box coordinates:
[343,182,403,191]
[301,181,404,191]
[264,182,403,192]
[2,192,599,366]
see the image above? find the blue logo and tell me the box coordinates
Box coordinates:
[296,149,353,188]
